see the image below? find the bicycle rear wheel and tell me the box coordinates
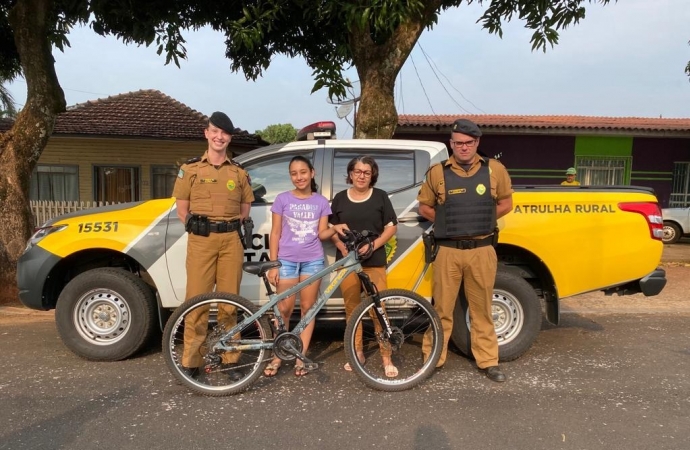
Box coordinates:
[344,289,443,391]
[162,292,271,396]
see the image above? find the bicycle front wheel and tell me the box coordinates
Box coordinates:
[162,292,271,396]
[344,289,443,391]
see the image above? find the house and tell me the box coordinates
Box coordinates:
[19,89,267,204]
[395,115,690,208]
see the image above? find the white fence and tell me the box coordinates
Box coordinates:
[30,200,117,227]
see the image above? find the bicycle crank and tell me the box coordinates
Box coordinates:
[273,332,303,361]
[273,332,318,369]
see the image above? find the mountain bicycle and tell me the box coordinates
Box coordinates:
[162,229,443,396]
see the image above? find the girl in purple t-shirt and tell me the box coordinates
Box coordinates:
[265,155,332,377]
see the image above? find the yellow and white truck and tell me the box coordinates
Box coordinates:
[17,136,667,362]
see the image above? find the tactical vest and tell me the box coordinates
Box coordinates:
[434,159,496,238]
[189,161,243,221]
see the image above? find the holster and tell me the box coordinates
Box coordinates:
[186,214,210,237]
[241,217,254,249]
[492,228,499,247]
[422,232,439,263]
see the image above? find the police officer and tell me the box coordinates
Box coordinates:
[172,111,254,376]
[418,118,513,382]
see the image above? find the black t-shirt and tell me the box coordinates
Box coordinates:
[329,187,398,267]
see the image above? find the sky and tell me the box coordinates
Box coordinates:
[6,0,690,138]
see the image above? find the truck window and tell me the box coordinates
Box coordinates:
[245,152,314,204]
[332,150,416,196]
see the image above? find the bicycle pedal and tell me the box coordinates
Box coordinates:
[303,362,319,371]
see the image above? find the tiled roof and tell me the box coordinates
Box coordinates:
[52,89,262,144]
[0,117,13,132]
[398,114,690,133]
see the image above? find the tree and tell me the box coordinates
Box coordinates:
[255,123,297,144]
[0,0,615,304]
[223,0,615,138]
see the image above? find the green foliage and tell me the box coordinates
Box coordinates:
[0,83,16,117]
[1,1,633,98]
[255,123,297,144]
[476,0,610,52]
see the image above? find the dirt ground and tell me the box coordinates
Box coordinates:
[2,239,689,322]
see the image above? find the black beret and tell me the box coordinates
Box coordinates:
[450,119,482,138]
[209,111,235,134]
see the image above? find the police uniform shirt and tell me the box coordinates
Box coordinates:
[172,151,254,221]
[417,155,513,236]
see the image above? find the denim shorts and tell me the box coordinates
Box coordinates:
[278,258,325,279]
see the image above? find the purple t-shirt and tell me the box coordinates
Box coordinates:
[271,191,332,262]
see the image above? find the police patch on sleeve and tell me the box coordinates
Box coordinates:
[177,169,184,179]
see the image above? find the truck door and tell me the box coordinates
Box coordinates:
[239,144,327,305]
[320,146,434,307]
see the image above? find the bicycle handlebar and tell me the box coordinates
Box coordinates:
[341,229,380,260]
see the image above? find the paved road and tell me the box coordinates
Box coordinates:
[1,312,688,450]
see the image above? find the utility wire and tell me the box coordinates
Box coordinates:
[339,120,352,139]
[410,54,436,116]
[419,44,485,114]
[9,78,110,97]
[418,46,471,114]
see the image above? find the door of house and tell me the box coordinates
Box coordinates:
[94,166,140,203]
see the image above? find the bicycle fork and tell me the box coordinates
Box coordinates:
[358,272,400,349]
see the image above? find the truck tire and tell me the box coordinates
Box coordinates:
[662,222,681,244]
[55,268,157,361]
[451,270,542,362]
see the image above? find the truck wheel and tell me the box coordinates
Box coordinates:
[55,268,157,361]
[451,270,542,362]
[662,222,681,244]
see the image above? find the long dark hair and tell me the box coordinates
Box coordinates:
[290,155,318,193]
[346,155,379,187]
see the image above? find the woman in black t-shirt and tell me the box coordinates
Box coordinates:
[329,155,399,378]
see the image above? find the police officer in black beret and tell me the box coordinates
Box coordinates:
[172,111,254,381]
[418,118,514,382]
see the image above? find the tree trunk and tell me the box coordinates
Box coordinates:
[349,3,442,139]
[0,0,65,305]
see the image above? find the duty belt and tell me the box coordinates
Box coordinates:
[436,235,494,250]
[209,219,241,233]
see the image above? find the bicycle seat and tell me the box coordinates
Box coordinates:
[243,260,282,276]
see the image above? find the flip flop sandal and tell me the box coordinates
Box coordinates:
[294,365,310,377]
[384,364,399,378]
[263,362,281,377]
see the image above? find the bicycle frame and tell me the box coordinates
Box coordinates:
[211,248,391,354]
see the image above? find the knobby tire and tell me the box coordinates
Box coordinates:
[343,289,443,391]
[162,292,271,396]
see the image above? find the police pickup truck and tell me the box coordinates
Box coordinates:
[17,122,667,362]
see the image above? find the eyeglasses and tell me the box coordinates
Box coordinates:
[450,139,477,148]
[352,169,372,178]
